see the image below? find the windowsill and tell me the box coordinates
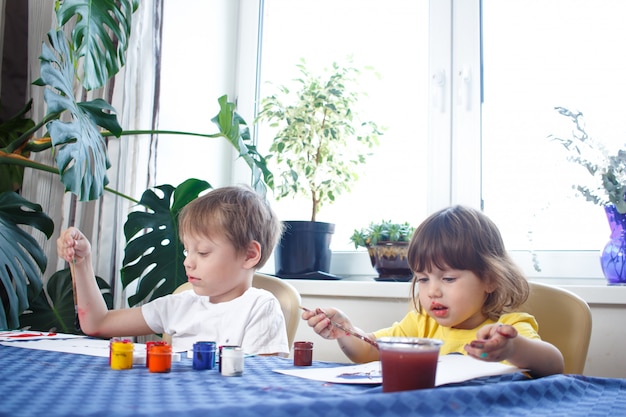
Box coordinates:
[284,275,626,306]
[270,249,626,306]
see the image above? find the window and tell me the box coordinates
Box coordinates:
[161,1,620,281]
[480,0,626,280]
[247,0,621,281]
[255,0,430,252]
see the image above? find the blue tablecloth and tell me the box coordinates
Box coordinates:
[1,343,626,417]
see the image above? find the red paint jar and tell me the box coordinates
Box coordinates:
[293,341,314,366]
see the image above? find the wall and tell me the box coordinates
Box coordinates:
[285,279,626,378]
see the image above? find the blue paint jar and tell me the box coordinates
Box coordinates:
[192,341,216,370]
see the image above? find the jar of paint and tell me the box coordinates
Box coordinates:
[148,343,172,373]
[145,341,168,368]
[192,341,216,370]
[220,346,244,376]
[110,340,134,370]
[218,345,240,373]
[293,341,314,366]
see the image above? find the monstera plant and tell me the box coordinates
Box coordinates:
[0,1,272,331]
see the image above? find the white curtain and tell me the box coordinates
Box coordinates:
[23,0,163,309]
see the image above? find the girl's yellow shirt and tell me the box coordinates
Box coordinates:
[373,308,540,356]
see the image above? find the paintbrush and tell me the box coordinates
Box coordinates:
[69,251,80,332]
[300,306,379,349]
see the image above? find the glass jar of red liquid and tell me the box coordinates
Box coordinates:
[377,337,443,392]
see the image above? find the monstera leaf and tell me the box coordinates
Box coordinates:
[212,95,273,197]
[19,269,112,334]
[0,192,54,330]
[38,29,122,201]
[121,179,212,307]
[56,0,140,91]
[0,101,36,194]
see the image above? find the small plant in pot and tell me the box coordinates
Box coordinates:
[350,220,415,281]
[256,58,383,279]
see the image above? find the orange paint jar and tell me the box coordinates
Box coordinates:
[148,343,172,373]
[145,341,168,368]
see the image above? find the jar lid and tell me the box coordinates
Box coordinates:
[221,347,243,357]
[149,344,172,354]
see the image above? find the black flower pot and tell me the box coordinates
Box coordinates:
[274,221,337,279]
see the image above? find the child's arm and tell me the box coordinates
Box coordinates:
[302,307,379,363]
[57,227,152,338]
[464,323,564,377]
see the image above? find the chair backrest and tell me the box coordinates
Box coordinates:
[519,281,592,374]
[252,273,302,347]
[162,273,301,348]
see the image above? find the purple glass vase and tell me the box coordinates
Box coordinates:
[600,204,626,285]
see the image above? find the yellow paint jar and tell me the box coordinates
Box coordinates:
[110,340,134,370]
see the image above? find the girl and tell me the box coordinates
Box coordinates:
[303,205,564,377]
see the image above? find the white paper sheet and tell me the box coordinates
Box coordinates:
[1,335,145,358]
[274,354,526,386]
[0,330,86,342]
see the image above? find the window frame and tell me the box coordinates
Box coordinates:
[234,0,607,283]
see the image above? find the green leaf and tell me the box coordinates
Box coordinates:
[40,29,119,201]
[0,100,35,148]
[256,60,382,220]
[56,0,140,91]
[121,179,211,307]
[18,269,112,334]
[211,95,274,196]
[0,192,54,330]
[0,100,36,193]
[78,98,123,137]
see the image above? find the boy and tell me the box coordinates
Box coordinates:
[57,185,289,355]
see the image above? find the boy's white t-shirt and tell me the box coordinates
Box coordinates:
[141,287,289,356]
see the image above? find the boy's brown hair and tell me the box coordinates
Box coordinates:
[178,185,283,269]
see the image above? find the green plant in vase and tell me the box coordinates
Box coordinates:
[550,106,626,284]
[350,220,415,281]
[550,107,626,213]
[256,58,383,278]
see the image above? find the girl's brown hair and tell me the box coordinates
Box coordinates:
[408,205,529,320]
[178,185,283,269]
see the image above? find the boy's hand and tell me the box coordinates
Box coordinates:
[57,227,91,264]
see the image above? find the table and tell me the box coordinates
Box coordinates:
[2,343,626,417]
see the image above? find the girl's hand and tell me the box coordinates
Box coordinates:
[57,227,91,264]
[301,307,350,340]
[464,323,518,362]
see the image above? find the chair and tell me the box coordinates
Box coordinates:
[162,273,301,348]
[519,281,592,374]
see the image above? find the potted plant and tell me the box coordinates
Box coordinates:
[550,106,626,284]
[0,2,273,331]
[350,220,415,281]
[256,59,383,278]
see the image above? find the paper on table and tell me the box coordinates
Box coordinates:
[1,336,146,358]
[0,330,86,342]
[274,354,526,386]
